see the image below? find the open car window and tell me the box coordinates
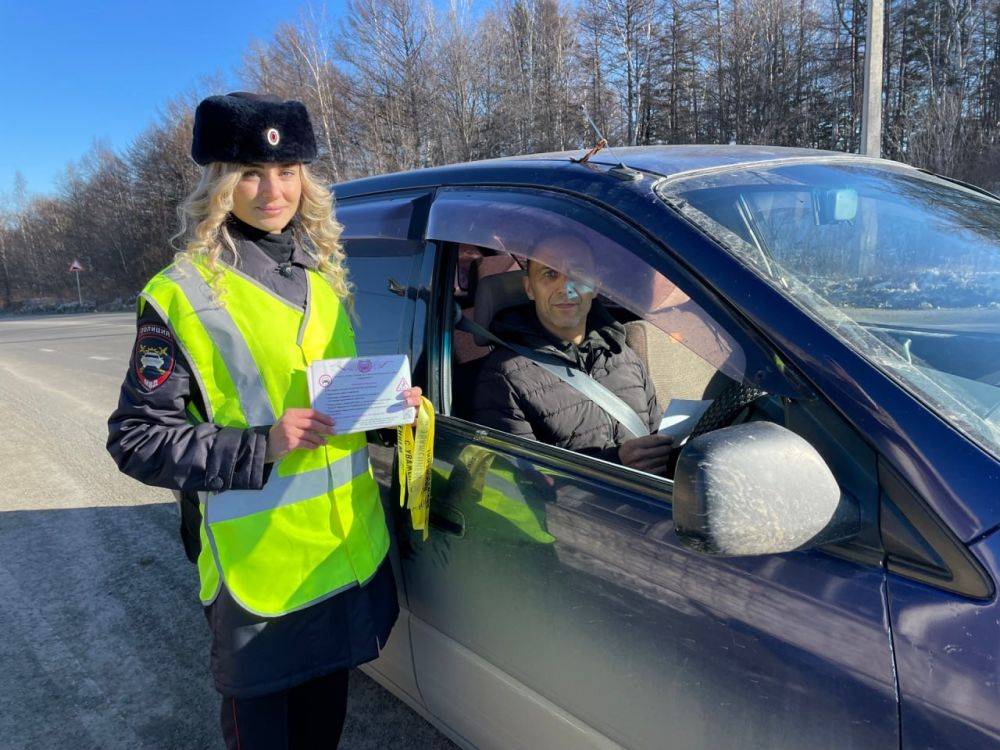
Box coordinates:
[428,187,747,383]
[429,187,756,483]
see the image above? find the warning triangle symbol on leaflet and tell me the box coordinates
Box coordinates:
[395,378,408,392]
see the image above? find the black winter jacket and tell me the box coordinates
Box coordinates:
[472,302,662,463]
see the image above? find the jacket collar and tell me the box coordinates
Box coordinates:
[226,216,319,270]
[491,300,627,364]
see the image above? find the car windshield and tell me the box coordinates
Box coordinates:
[658,160,1000,459]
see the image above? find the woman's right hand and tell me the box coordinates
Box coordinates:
[265,408,335,463]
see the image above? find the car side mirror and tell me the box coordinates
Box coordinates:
[672,422,860,556]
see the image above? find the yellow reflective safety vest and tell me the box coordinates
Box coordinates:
[140,257,390,617]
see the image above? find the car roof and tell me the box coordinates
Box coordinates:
[331,144,887,199]
[504,144,851,174]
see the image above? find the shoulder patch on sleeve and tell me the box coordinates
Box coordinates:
[133,323,176,392]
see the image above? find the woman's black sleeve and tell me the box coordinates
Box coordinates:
[106,306,269,493]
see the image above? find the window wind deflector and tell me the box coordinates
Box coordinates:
[336,191,432,241]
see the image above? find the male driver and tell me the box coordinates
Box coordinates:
[472,242,673,476]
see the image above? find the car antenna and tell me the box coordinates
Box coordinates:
[573,107,641,180]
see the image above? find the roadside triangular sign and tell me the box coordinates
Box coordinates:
[68,260,84,272]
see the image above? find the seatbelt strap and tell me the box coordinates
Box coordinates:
[458,315,650,439]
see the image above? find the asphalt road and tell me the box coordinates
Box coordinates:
[0,312,454,749]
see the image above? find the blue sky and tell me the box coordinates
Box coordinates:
[1,1,351,201]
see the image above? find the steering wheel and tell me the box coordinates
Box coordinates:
[687,381,768,441]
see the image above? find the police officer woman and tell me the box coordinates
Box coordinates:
[107,92,421,749]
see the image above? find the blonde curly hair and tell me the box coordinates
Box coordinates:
[173,162,353,306]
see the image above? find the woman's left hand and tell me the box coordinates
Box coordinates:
[402,386,423,426]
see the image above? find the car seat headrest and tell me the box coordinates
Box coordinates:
[472,271,529,346]
[468,254,520,299]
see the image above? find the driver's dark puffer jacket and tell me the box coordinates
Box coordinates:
[472,301,662,463]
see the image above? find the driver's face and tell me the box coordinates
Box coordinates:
[523,260,595,336]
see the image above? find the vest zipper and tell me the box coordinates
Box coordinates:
[296,275,313,348]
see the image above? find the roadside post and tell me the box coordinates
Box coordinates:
[861,0,884,157]
[68,259,84,306]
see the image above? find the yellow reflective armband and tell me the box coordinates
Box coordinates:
[397,396,435,540]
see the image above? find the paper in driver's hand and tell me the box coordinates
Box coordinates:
[657,398,713,442]
[308,354,415,434]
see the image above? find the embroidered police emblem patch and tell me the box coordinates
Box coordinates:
[133,323,176,392]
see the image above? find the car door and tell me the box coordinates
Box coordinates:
[399,186,900,750]
[336,188,434,706]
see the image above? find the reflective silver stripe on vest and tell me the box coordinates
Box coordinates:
[205,448,371,524]
[165,263,276,427]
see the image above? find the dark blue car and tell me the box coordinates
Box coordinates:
[332,145,999,750]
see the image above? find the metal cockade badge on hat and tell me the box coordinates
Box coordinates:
[266,127,281,146]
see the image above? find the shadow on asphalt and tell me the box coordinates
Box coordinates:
[0,502,455,749]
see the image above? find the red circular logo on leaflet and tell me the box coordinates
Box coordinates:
[358,359,373,373]
[318,374,332,388]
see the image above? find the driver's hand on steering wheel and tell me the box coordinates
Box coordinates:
[618,433,674,477]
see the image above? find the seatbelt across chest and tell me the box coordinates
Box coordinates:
[457,314,650,439]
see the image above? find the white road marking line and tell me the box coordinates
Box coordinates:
[88,356,111,361]
[39,348,55,353]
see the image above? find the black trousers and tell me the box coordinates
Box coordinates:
[220,670,349,750]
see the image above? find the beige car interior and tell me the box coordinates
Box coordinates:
[451,248,733,424]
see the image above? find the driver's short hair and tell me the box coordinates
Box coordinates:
[524,228,594,279]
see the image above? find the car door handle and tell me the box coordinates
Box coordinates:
[429,504,465,537]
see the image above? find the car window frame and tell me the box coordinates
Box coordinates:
[431,239,903,566]
[337,189,435,365]
[422,185,802,501]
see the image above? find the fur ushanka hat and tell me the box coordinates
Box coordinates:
[191,92,317,166]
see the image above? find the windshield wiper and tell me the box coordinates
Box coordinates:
[735,195,788,287]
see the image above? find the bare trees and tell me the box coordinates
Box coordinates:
[482,0,584,153]
[126,104,200,282]
[332,0,434,173]
[429,0,484,162]
[580,0,656,145]
[0,94,198,309]
[1,0,997,309]
[882,0,998,177]
[244,8,353,181]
